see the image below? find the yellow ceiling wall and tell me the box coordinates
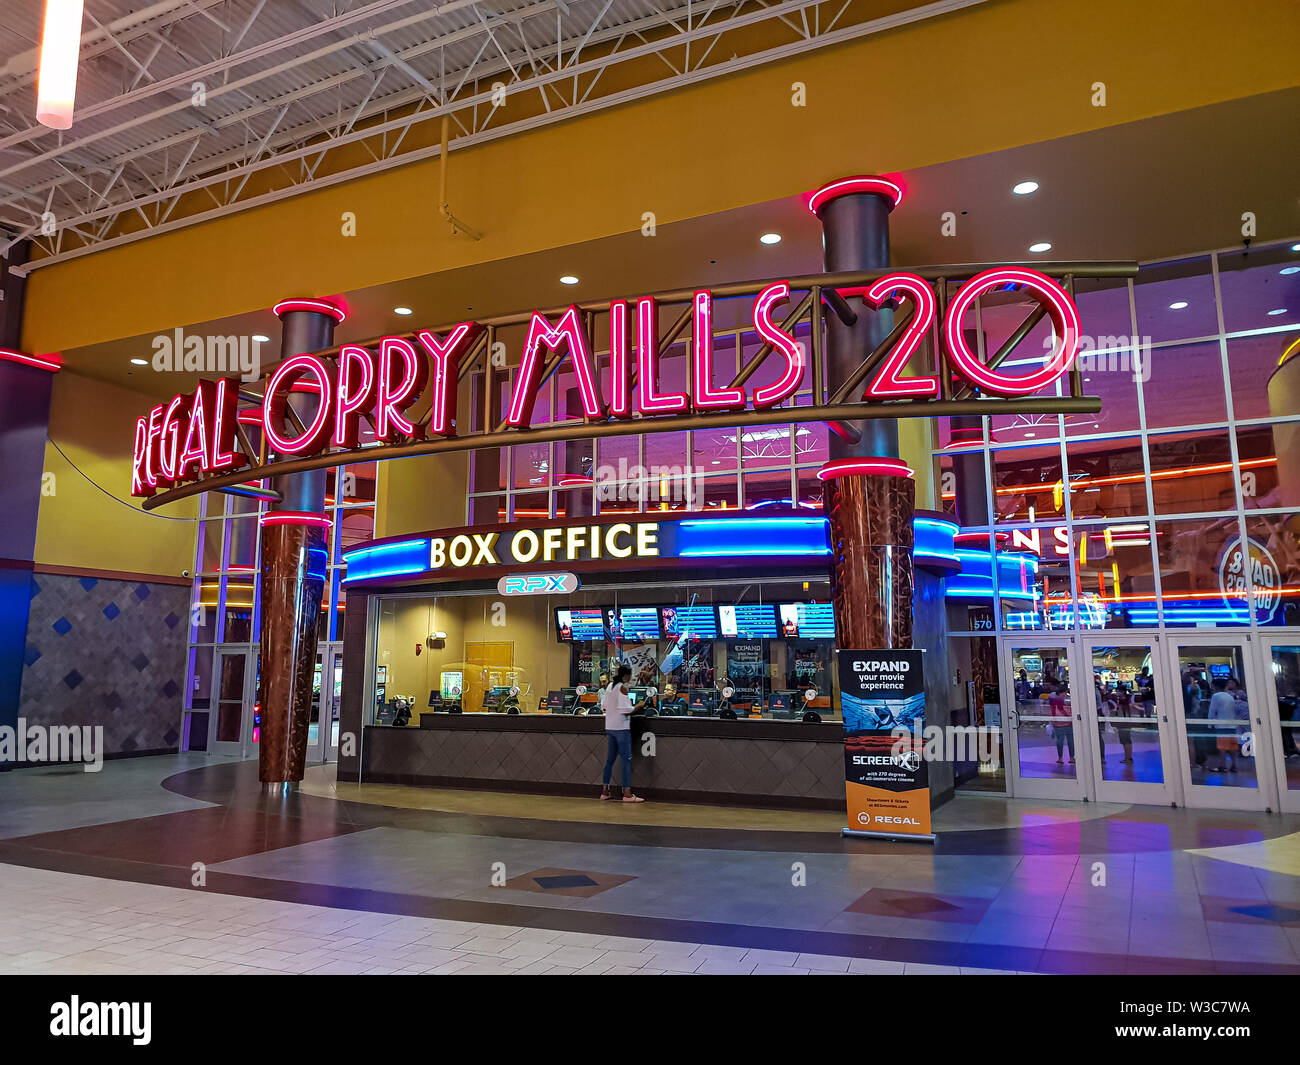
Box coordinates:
[21,0,1300,353]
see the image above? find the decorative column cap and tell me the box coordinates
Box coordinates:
[0,347,61,373]
[260,510,332,529]
[817,457,914,480]
[272,297,347,323]
[807,175,903,216]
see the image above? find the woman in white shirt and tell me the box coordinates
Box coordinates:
[600,665,645,802]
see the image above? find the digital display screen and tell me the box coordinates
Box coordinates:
[555,608,605,641]
[618,607,660,640]
[661,605,718,640]
[718,603,777,639]
[778,602,835,639]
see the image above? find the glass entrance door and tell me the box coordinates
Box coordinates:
[307,643,343,763]
[1082,638,1177,805]
[1262,642,1300,813]
[208,646,258,758]
[1167,638,1270,810]
[1004,642,1088,800]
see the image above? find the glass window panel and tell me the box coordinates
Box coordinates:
[795,468,825,511]
[997,527,1070,631]
[1147,428,1236,514]
[226,516,258,570]
[698,473,739,512]
[1270,645,1300,792]
[513,439,551,489]
[1175,643,1257,788]
[938,452,957,517]
[1217,244,1300,334]
[1071,345,1142,437]
[337,507,375,553]
[1141,341,1227,429]
[340,462,377,505]
[512,492,551,520]
[1154,517,1249,627]
[1090,645,1163,783]
[200,520,225,573]
[1065,435,1148,520]
[191,578,217,642]
[793,422,827,465]
[1073,275,1134,351]
[1132,256,1218,342]
[739,423,792,468]
[1242,514,1300,627]
[692,426,738,473]
[1009,645,1075,778]
[1071,522,1158,630]
[468,493,505,525]
[741,467,794,511]
[187,645,214,710]
[1236,423,1287,510]
[1226,331,1300,421]
[991,443,1065,525]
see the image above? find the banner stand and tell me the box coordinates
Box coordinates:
[837,649,937,845]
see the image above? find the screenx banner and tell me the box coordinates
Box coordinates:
[837,649,934,843]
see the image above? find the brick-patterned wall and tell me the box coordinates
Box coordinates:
[20,572,189,757]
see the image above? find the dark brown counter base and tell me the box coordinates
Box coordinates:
[362,719,845,810]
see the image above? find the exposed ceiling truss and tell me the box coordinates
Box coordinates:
[0,0,984,273]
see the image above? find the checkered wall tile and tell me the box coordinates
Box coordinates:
[20,573,190,756]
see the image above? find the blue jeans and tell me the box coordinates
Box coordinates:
[603,730,632,787]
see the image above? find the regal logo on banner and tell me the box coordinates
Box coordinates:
[837,649,935,843]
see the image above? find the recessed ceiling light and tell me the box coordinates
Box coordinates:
[1268,308,1288,316]
[1169,301,1188,310]
[1281,267,1300,275]
[252,334,270,343]
[130,357,148,366]
[394,306,413,316]
[1028,241,1052,253]
[759,232,782,245]
[560,275,579,285]
[1292,243,1300,252]
[1012,181,1039,196]
[1025,431,1036,437]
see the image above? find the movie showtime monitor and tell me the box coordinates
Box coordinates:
[127,264,1111,508]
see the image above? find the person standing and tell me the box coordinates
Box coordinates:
[600,665,645,802]
[1050,683,1074,766]
[1207,678,1238,773]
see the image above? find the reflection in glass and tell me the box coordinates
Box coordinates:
[1090,645,1162,783]
[1010,646,1075,779]
[1272,646,1300,791]
[1177,644,1257,789]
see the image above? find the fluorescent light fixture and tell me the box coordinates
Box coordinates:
[1012,181,1039,195]
[1028,241,1052,253]
[36,0,84,130]
[130,357,147,366]
[560,275,579,285]
[1169,301,1188,310]
[1282,267,1300,275]
[759,232,782,245]
[394,306,413,316]
[1268,308,1288,316]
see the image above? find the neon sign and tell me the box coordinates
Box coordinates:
[131,267,1086,500]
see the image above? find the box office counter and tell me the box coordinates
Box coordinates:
[360,709,845,809]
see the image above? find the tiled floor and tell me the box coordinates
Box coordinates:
[0,864,1019,976]
[2,754,1300,975]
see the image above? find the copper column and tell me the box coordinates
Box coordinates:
[813,176,915,649]
[257,299,339,787]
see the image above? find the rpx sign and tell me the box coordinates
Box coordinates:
[497,573,581,596]
[131,267,1081,497]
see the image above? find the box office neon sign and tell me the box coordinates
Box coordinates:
[131,268,1081,498]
